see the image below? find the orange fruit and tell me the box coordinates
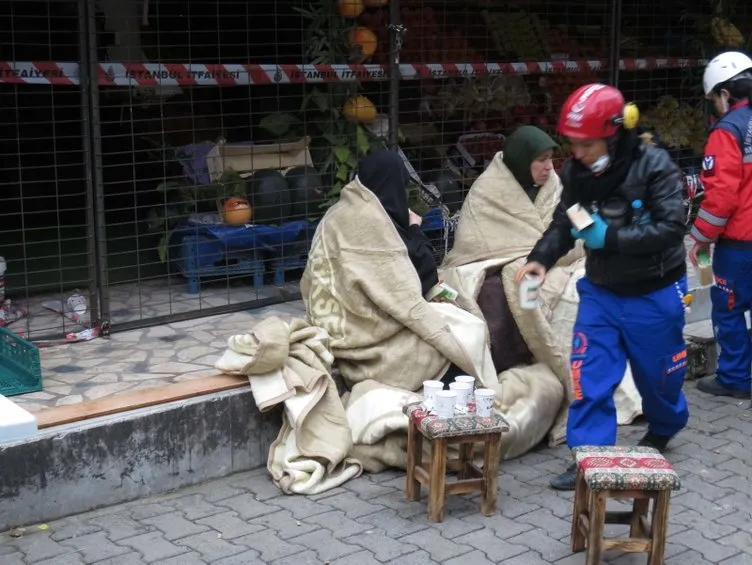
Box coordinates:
[343,95,378,124]
[348,27,378,58]
[338,0,365,18]
[222,197,253,225]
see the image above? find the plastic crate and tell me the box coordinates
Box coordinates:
[176,234,265,294]
[0,327,42,397]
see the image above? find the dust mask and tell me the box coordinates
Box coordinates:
[589,154,611,174]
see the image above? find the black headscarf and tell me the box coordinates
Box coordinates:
[357,150,440,296]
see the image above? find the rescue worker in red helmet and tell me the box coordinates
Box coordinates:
[516,84,689,490]
[689,51,752,400]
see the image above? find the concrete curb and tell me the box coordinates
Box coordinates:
[0,388,280,532]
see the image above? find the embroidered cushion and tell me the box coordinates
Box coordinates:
[573,445,681,491]
[403,402,510,439]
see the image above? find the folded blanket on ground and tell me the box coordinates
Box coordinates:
[215,316,362,494]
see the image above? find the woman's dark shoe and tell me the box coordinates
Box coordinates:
[696,376,750,399]
[550,463,577,491]
[637,432,672,453]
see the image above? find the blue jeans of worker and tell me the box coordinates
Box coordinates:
[566,277,690,448]
[712,241,752,393]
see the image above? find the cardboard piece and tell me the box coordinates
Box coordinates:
[206,137,313,180]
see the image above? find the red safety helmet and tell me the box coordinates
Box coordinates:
[558,84,626,139]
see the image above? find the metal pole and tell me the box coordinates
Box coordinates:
[78,0,111,334]
[608,0,622,88]
[387,0,403,149]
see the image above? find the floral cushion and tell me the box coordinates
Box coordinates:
[402,401,510,440]
[573,446,681,491]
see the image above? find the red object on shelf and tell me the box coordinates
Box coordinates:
[0,59,708,87]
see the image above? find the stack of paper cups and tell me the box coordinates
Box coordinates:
[435,390,456,418]
[422,380,444,411]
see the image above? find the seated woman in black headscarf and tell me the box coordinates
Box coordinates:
[300,149,500,394]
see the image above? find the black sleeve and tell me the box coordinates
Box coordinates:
[527,172,576,270]
[603,147,686,255]
[407,225,440,295]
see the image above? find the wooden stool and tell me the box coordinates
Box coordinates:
[403,402,510,522]
[570,445,681,565]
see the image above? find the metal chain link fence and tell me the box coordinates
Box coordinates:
[1,0,750,341]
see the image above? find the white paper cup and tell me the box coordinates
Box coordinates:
[454,375,475,401]
[422,380,444,410]
[449,381,472,408]
[519,274,541,310]
[475,388,495,417]
[435,390,457,418]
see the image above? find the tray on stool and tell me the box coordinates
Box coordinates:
[570,445,681,565]
[403,402,509,522]
[177,234,264,294]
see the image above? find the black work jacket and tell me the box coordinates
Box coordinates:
[527,145,686,296]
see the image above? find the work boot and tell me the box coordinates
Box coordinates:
[637,432,672,453]
[550,463,577,491]
[696,376,750,399]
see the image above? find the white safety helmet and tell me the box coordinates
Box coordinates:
[703,51,752,96]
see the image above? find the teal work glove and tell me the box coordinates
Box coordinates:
[570,214,608,250]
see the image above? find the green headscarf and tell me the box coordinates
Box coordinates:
[502,126,559,201]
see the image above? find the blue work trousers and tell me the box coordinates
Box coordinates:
[712,241,752,393]
[566,277,690,448]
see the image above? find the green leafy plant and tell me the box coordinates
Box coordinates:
[256,0,389,209]
[294,1,357,64]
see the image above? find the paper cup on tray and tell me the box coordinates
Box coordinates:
[475,388,495,417]
[435,390,456,418]
[449,381,472,409]
[422,380,444,411]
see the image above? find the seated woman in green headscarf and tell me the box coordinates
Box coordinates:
[441,126,562,374]
[438,125,642,448]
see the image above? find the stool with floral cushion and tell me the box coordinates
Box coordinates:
[570,445,681,565]
[402,401,510,522]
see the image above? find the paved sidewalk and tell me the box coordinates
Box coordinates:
[3,387,752,565]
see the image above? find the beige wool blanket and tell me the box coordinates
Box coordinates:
[300,176,498,392]
[215,316,362,494]
[299,176,566,469]
[439,153,643,446]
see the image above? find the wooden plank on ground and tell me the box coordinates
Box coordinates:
[35,374,249,430]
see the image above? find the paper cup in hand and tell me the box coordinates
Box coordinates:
[475,388,495,417]
[435,390,456,418]
[422,380,444,410]
[519,274,541,310]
